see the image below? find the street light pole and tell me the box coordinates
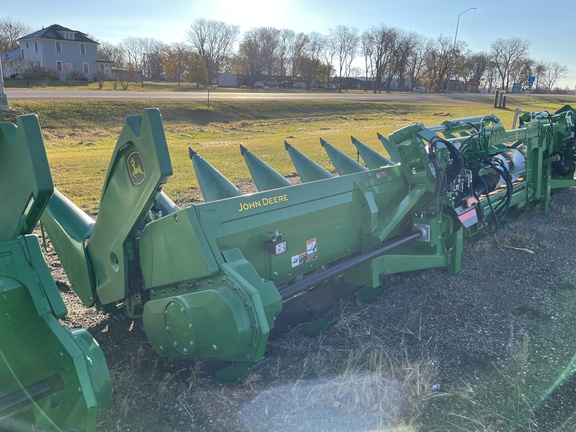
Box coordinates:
[0,58,9,111]
[446,7,477,93]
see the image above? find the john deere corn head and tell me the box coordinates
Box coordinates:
[0,115,111,430]
[41,106,576,381]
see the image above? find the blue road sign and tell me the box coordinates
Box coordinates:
[527,76,535,87]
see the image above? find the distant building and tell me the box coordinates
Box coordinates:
[1,48,23,78]
[1,24,112,80]
[215,71,238,87]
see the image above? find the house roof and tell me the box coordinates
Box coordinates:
[17,24,98,44]
[1,48,21,61]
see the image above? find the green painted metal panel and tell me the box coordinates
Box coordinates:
[320,138,367,175]
[0,237,111,431]
[87,108,173,305]
[351,136,395,168]
[190,147,243,201]
[41,189,96,307]
[241,144,292,191]
[138,206,219,288]
[0,115,53,241]
[1,113,110,429]
[284,141,333,182]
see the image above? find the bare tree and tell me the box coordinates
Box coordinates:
[277,29,295,79]
[0,18,31,54]
[298,32,325,89]
[490,37,531,91]
[288,32,309,80]
[330,25,359,93]
[405,35,428,91]
[394,31,421,91]
[540,62,568,91]
[468,52,491,84]
[319,33,336,85]
[121,37,165,85]
[510,58,534,91]
[361,31,375,90]
[484,60,499,91]
[259,27,280,76]
[187,19,240,82]
[362,25,397,93]
[532,61,547,90]
[422,35,453,92]
[99,42,125,67]
[238,29,265,85]
[237,26,281,85]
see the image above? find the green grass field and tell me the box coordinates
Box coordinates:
[1,95,574,212]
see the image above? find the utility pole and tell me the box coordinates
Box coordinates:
[0,58,9,111]
[446,7,477,93]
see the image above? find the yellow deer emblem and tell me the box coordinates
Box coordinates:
[127,151,146,186]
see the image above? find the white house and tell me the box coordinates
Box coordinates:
[1,24,112,80]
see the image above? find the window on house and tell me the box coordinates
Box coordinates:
[56,61,63,73]
[56,42,61,53]
[26,42,29,49]
[83,62,89,74]
[21,50,24,60]
[63,32,74,40]
[36,61,40,67]
[35,41,38,52]
[80,44,86,55]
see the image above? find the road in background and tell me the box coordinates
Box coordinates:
[6,89,496,102]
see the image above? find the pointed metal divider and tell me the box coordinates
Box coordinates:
[319,138,366,175]
[284,141,333,183]
[240,145,292,191]
[350,136,395,169]
[189,148,243,202]
[377,132,401,163]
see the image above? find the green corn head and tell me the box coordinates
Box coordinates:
[41,106,576,382]
[0,115,111,431]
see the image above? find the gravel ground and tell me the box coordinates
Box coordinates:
[46,187,576,432]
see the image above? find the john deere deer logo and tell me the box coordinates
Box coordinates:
[127,151,146,186]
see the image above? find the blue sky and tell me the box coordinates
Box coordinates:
[6,0,576,88]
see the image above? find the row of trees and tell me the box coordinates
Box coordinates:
[1,17,569,92]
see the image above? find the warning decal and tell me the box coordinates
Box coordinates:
[291,238,318,268]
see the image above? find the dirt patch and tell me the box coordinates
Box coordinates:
[42,187,576,431]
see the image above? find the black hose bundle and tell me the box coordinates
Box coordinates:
[417,136,465,217]
[473,156,513,234]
